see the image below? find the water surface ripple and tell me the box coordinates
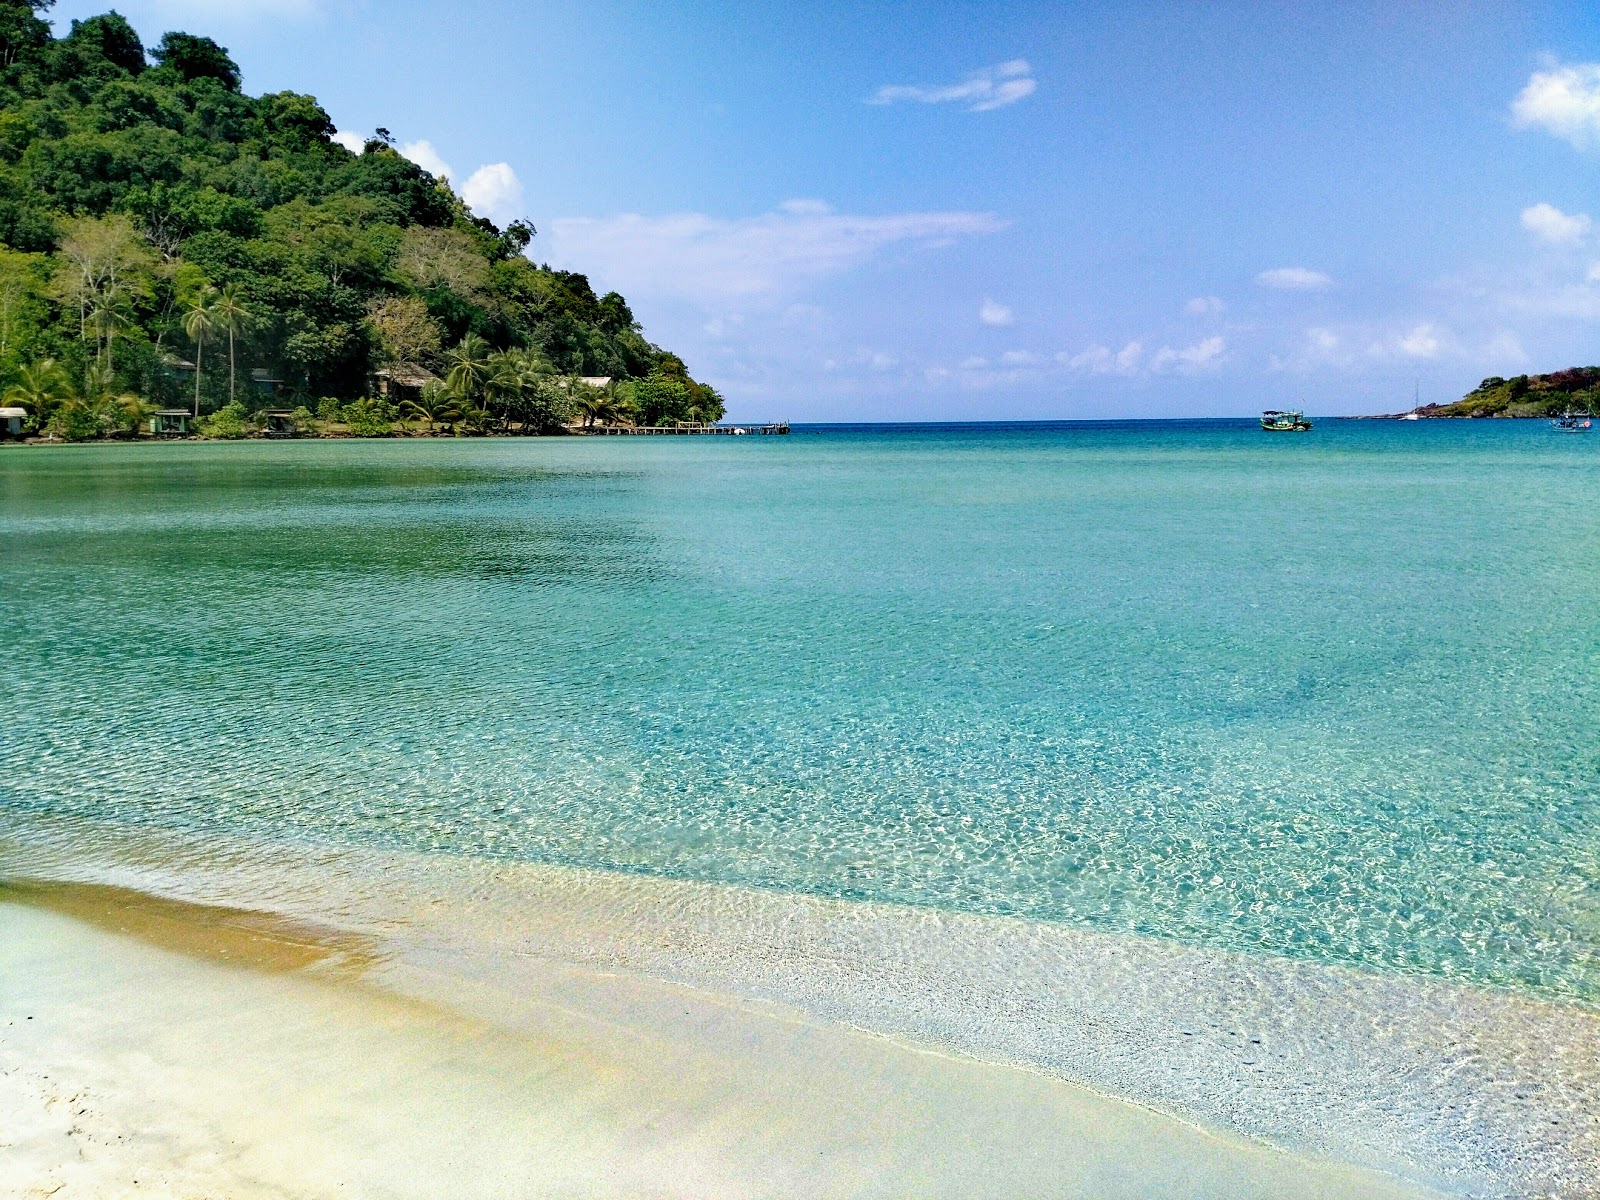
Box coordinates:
[2,422,1598,1006]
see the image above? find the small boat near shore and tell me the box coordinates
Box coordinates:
[1261,409,1312,431]
[1551,409,1592,432]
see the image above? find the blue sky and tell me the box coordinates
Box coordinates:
[47,0,1600,419]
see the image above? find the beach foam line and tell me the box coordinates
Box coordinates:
[4,812,1596,1198]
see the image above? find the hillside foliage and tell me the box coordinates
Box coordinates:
[1421,369,1600,419]
[0,1,723,436]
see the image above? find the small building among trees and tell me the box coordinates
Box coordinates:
[375,362,441,405]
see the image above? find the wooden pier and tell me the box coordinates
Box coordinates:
[595,422,790,436]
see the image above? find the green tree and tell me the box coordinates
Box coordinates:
[181,285,219,416]
[443,332,491,400]
[150,31,240,91]
[4,357,73,429]
[211,282,251,406]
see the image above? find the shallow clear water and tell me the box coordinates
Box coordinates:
[3,422,1598,1003]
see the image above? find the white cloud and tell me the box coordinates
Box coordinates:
[960,356,989,370]
[979,298,1014,326]
[1185,295,1225,315]
[399,139,454,181]
[548,204,1006,308]
[462,163,525,225]
[1000,349,1039,365]
[1520,202,1591,245]
[1511,62,1600,150]
[1062,341,1143,375]
[1395,323,1442,359]
[1257,267,1333,291]
[869,59,1037,113]
[330,130,364,154]
[1152,336,1226,372]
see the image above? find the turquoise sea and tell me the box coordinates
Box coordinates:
[2,421,1598,1005]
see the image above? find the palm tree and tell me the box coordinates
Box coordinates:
[3,359,74,427]
[211,284,251,407]
[80,361,150,437]
[401,382,458,433]
[442,333,491,402]
[87,286,133,372]
[182,286,220,417]
[575,390,622,429]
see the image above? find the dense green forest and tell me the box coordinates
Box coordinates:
[0,0,723,439]
[1416,369,1600,418]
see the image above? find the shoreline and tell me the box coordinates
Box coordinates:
[5,813,1598,1197]
[0,882,1432,1200]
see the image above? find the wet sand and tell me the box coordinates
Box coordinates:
[0,889,1432,1200]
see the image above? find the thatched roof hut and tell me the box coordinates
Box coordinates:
[375,362,440,399]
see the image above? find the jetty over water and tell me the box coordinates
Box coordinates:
[596,422,790,436]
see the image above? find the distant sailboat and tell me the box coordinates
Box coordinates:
[1401,379,1422,419]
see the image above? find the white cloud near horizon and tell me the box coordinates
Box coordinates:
[1185,295,1225,315]
[330,129,364,154]
[462,163,525,225]
[548,203,1007,308]
[869,59,1037,112]
[1521,202,1591,245]
[1060,336,1224,377]
[1511,62,1600,150]
[979,298,1015,326]
[399,139,454,181]
[1152,335,1226,371]
[1257,266,1333,291]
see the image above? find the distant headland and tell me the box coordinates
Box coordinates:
[1367,368,1600,419]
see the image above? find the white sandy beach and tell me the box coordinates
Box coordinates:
[0,892,1435,1200]
[4,815,1598,1197]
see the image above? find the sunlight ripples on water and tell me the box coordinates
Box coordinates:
[2,424,1598,1003]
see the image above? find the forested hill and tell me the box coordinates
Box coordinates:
[1410,369,1600,418]
[0,1,723,435]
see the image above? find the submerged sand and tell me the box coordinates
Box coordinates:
[3,814,1596,1197]
[0,896,1428,1200]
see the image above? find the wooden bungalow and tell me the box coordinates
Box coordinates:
[150,410,191,436]
[375,362,440,404]
[262,410,300,437]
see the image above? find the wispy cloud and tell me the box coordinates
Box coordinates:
[1185,295,1225,315]
[1521,202,1590,245]
[869,59,1037,113]
[1151,336,1226,372]
[979,298,1014,326]
[1060,341,1144,375]
[549,202,1006,307]
[1256,266,1333,291]
[1394,323,1442,359]
[1511,62,1600,150]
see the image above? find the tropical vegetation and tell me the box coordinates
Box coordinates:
[0,1,724,440]
[1417,369,1600,419]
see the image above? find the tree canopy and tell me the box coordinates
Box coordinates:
[0,4,723,434]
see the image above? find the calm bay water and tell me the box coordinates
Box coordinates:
[3,421,1598,1004]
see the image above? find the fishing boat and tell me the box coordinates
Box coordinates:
[1261,409,1312,431]
[1551,409,1592,432]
